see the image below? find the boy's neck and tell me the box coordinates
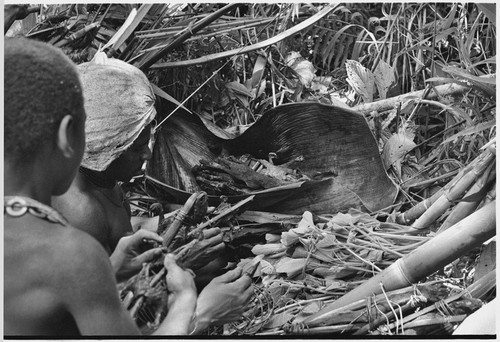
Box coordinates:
[4,162,53,206]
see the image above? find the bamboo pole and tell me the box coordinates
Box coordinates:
[396,146,495,226]
[302,200,496,328]
[466,269,496,300]
[411,148,495,229]
[395,188,443,225]
[437,165,495,233]
[480,181,496,206]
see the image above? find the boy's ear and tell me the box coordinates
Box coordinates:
[56,115,75,158]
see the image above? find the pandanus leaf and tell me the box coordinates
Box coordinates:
[147,102,397,214]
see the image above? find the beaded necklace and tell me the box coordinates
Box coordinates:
[4,196,68,226]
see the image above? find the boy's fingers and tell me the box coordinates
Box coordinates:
[210,242,225,253]
[163,253,178,269]
[213,267,242,283]
[134,229,163,244]
[234,272,253,288]
[136,248,163,263]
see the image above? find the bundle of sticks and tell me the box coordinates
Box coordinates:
[119,191,254,332]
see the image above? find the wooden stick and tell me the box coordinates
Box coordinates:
[188,195,255,237]
[121,291,135,310]
[130,296,145,319]
[161,192,200,247]
[353,75,495,115]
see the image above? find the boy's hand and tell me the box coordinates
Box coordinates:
[110,229,163,282]
[163,254,197,302]
[182,227,225,271]
[191,267,253,333]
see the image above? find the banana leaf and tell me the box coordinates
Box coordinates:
[146,102,397,214]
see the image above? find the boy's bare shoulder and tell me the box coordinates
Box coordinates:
[53,178,107,219]
[52,180,110,247]
[5,216,126,335]
[6,215,110,274]
[55,221,108,257]
[48,224,116,293]
[5,215,115,306]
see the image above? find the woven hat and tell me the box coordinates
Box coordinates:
[78,52,156,171]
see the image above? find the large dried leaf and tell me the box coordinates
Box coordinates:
[148,103,397,213]
[147,110,221,193]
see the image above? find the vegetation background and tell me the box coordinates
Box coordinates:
[6,3,496,335]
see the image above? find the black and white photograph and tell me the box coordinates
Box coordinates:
[3,2,496,338]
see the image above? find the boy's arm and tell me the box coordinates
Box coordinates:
[59,231,141,335]
[153,254,197,335]
[60,235,196,335]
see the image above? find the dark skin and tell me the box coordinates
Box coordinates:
[53,125,153,253]
[53,123,254,333]
[54,124,226,262]
[4,111,196,336]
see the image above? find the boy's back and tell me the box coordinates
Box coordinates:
[4,207,137,336]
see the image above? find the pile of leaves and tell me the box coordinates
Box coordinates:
[124,138,495,335]
[245,210,426,281]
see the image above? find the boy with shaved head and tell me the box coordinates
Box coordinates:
[4,38,198,336]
